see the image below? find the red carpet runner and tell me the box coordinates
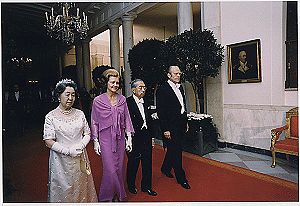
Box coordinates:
[5,142,299,202]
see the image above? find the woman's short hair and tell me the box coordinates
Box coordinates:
[102,69,119,81]
[102,68,122,89]
[54,79,77,99]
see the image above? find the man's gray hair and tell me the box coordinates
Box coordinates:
[130,79,144,88]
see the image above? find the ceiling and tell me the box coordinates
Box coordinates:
[140,2,200,18]
[1,2,107,38]
[1,2,200,39]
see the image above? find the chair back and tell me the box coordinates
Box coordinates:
[286,107,298,139]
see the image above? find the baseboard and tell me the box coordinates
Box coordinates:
[218,141,299,162]
[218,141,271,156]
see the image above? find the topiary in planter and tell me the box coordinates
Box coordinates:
[165,29,224,79]
[128,38,167,103]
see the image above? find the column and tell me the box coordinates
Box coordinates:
[108,20,121,73]
[177,2,197,112]
[121,13,137,97]
[201,2,224,140]
[82,38,92,92]
[177,2,193,34]
[75,43,84,88]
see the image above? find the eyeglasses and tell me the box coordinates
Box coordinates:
[169,72,183,76]
[137,86,147,90]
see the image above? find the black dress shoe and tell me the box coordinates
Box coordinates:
[128,187,137,194]
[142,189,157,196]
[161,169,174,178]
[180,182,191,189]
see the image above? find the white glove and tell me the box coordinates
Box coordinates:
[78,134,91,150]
[93,139,101,156]
[125,132,132,152]
[69,146,83,157]
[51,142,70,156]
[51,142,82,157]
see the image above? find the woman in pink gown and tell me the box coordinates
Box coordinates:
[91,69,134,202]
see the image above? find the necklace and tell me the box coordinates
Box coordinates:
[59,107,73,115]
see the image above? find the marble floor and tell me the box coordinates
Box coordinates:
[203,147,299,183]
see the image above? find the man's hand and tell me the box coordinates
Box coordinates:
[126,138,132,152]
[164,131,171,139]
[152,138,155,148]
[125,132,133,152]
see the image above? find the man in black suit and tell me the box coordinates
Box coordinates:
[8,84,26,136]
[156,65,191,189]
[126,79,157,196]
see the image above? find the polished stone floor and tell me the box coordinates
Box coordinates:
[203,147,298,183]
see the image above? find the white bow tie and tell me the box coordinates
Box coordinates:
[138,98,144,104]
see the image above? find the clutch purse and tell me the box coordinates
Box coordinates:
[80,148,91,175]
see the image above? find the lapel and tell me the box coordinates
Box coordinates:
[129,95,143,121]
[165,82,181,106]
[179,85,186,106]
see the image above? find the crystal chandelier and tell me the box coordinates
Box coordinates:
[44,3,89,45]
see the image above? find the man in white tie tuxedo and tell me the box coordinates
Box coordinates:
[156,65,191,189]
[126,79,157,196]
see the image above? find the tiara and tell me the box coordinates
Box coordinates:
[55,79,75,88]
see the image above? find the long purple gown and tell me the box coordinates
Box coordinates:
[91,93,134,202]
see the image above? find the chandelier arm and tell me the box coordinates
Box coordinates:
[44,3,89,45]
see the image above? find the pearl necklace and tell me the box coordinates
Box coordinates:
[59,107,73,115]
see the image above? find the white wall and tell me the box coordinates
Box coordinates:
[222,2,280,105]
[216,1,298,149]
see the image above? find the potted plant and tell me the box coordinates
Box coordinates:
[128,38,167,104]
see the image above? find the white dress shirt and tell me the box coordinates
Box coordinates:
[167,80,185,114]
[133,95,148,129]
[15,91,20,102]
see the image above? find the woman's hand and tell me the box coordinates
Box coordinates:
[93,139,101,156]
[69,146,83,157]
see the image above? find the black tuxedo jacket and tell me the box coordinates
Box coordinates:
[8,91,25,113]
[126,95,153,142]
[156,82,188,144]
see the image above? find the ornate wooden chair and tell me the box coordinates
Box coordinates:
[270,107,298,168]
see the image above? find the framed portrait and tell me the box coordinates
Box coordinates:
[227,39,262,84]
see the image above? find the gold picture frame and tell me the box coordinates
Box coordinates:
[227,39,262,84]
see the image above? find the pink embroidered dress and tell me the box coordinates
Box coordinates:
[91,93,134,201]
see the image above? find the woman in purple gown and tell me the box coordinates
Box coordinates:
[91,69,134,202]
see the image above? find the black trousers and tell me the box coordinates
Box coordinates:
[126,128,153,190]
[161,130,187,184]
